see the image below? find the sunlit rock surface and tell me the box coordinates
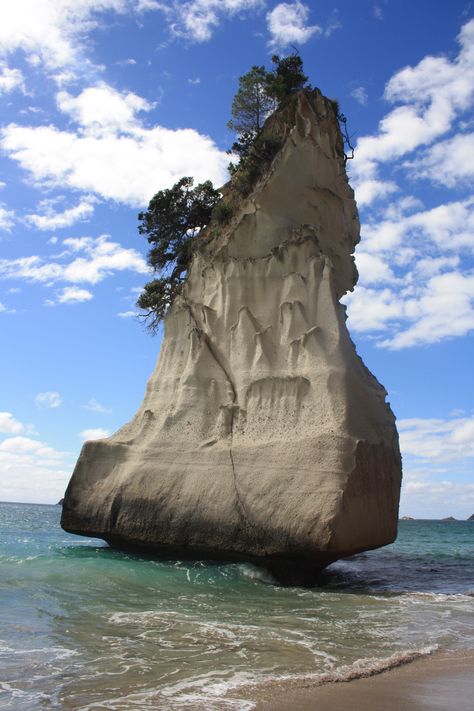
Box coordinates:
[61,90,402,580]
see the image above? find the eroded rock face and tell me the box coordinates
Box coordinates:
[61,91,402,579]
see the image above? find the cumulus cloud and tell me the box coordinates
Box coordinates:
[26,197,96,230]
[0,434,72,504]
[267,1,320,49]
[346,270,474,348]
[0,234,148,290]
[167,0,263,43]
[0,412,24,434]
[361,197,474,255]
[352,19,474,188]
[56,83,155,134]
[0,63,25,93]
[57,286,94,303]
[0,0,160,80]
[1,83,229,206]
[379,271,474,349]
[355,179,398,207]
[345,195,474,347]
[398,415,474,517]
[79,428,110,440]
[405,132,474,187]
[401,474,474,519]
[399,415,474,463]
[35,391,62,408]
[354,252,396,286]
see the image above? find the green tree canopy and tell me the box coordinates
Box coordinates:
[265,53,310,103]
[137,176,220,332]
[227,65,275,139]
[227,52,311,187]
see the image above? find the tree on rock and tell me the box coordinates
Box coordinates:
[227,65,275,158]
[227,52,311,177]
[137,176,220,333]
[265,53,310,103]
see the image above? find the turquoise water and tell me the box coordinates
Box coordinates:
[1,503,473,709]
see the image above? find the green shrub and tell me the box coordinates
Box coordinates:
[212,201,233,223]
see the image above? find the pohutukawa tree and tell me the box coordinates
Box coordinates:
[137,177,220,333]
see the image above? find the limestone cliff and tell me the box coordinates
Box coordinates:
[61,90,402,578]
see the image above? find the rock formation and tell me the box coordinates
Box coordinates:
[61,90,402,580]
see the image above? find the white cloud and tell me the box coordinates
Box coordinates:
[1,83,229,206]
[405,132,474,187]
[382,196,424,221]
[0,0,160,79]
[352,19,474,184]
[346,269,474,348]
[118,310,138,318]
[0,62,25,93]
[380,271,474,349]
[0,234,148,288]
[362,197,474,255]
[350,86,368,106]
[355,252,396,285]
[57,83,155,134]
[57,286,93,303]
[79,428,110,440]
[267,1,320,49]
[0,434,72,504]
[401,474,474,520]
[344,286,404,333]
[398,415,474,518]
[0,412,24,434]
[414,255,460,278]
[26,197,96,230]
[0,204,14,231]
[399,416,474,463]
[35,391,62,408]
[83,398,112,414]
[355,179,398,207]
[168,0,263,43]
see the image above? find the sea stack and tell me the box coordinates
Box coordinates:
[61,90,402,579]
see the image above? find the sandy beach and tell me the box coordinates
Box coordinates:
[254,649,474,710]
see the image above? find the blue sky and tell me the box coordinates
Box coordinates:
[0,0,473,518]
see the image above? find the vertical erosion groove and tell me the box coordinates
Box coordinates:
[182,293,257,536]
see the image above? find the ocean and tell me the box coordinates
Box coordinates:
[0,502,473,710]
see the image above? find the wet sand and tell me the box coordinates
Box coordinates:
[254,649,474,710]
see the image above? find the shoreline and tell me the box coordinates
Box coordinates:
[249,648,474,710]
